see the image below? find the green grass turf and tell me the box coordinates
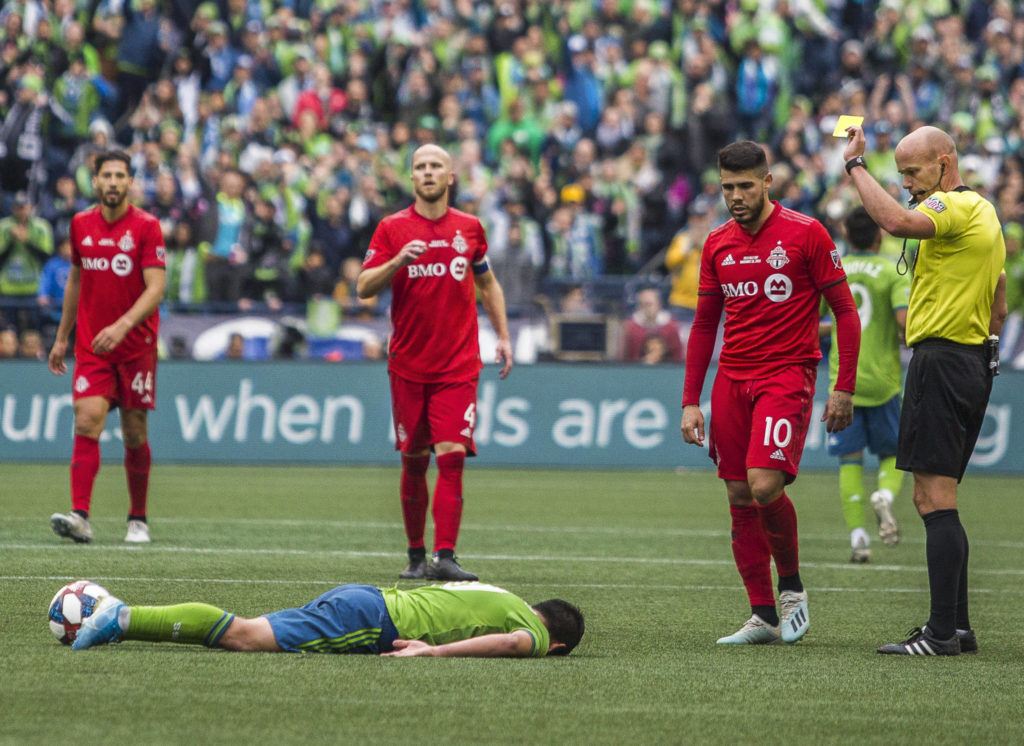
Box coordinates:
[2,463,1023,744]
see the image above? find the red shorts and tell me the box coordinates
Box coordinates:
[389,372,478,455]
[707,366,816,483]
[72,348,158,410]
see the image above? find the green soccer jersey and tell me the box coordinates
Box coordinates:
[829,252,910,407]
[381,582,550,657]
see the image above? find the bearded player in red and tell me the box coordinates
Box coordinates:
[48,150,166,544]
[358,144,513,581]
[681,141,860,644]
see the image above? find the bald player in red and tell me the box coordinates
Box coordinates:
[358,144,513,581]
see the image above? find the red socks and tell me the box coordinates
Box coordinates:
[400,454,430,549]
[432,451,465,553]
[125,442,151,518]
[71,435,100,515]
[729,504,774,607]
[757,492,800,578]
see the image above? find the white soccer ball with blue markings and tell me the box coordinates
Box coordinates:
[48,580,111,645]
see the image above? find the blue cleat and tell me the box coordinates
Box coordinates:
[73,596,126,650]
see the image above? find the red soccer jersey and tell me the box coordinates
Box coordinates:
[698,202,846,379]
[70,204,166,362]
[363,205,487,382]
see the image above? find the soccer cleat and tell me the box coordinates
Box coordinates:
[124,519,151,543]
[425,555,478,581]
[72,596,126,650]
[716,614,781,645]
[850,534,871,563]
[51,512,93,543]
[399,557,427,579]
[957,628,978,654]
[779,590,809,643]
[877,626,960,656]
[870,491,899,547]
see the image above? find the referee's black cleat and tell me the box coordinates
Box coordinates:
[877,626,961,656]
[957,628,978,654]
[426,554,478,581]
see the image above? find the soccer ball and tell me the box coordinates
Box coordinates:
[48,580,111,645]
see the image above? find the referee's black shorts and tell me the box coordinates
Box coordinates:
[897,338,993,482]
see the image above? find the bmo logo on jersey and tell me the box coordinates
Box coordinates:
[721,281,758,298]
[407,257,469,282]
[81,255,134,276]
[764,273,793,302]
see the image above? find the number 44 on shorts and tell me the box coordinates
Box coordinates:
[131,371,153,396]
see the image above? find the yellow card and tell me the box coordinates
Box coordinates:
[833,115,864,138]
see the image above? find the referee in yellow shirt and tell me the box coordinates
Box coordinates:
[842,124,1007,656]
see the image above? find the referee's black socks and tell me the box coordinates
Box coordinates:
[922,509,965,640]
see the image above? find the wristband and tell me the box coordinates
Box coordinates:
[845,156,867,175]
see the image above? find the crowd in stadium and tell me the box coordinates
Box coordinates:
[1,0,1023,361]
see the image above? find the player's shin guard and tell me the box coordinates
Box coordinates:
[730,505,774,607]
[127,603,235,647]
[71,434,101,515]
[839,459,865,531]
[125,442,151,518]
[400,454,430,549]
[758,492,800,579]
[432,451,465,552]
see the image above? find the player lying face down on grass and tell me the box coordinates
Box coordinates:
[71,581,585,658]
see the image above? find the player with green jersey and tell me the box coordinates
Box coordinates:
[822,208,910,562]
[70,581,584,658]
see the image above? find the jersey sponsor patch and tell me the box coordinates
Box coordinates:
[923,196,947,213]
[740,255,761,264]
[765,273,793,302]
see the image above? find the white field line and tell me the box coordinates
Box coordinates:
[2,574,1021,595]
[2,543,1023,577]
[6,516,1024,549]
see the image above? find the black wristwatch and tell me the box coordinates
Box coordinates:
[845,156,867,175]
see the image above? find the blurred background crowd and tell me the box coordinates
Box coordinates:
[1,0,1023,363]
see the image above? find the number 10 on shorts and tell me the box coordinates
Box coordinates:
[763,416,793,448]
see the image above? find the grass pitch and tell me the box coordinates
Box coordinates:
[2,463,1023,745]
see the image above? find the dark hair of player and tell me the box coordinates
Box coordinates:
[717,140,769,177]
[844,206,882,252]
[94,149,132,174]
[533,599,585,655]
